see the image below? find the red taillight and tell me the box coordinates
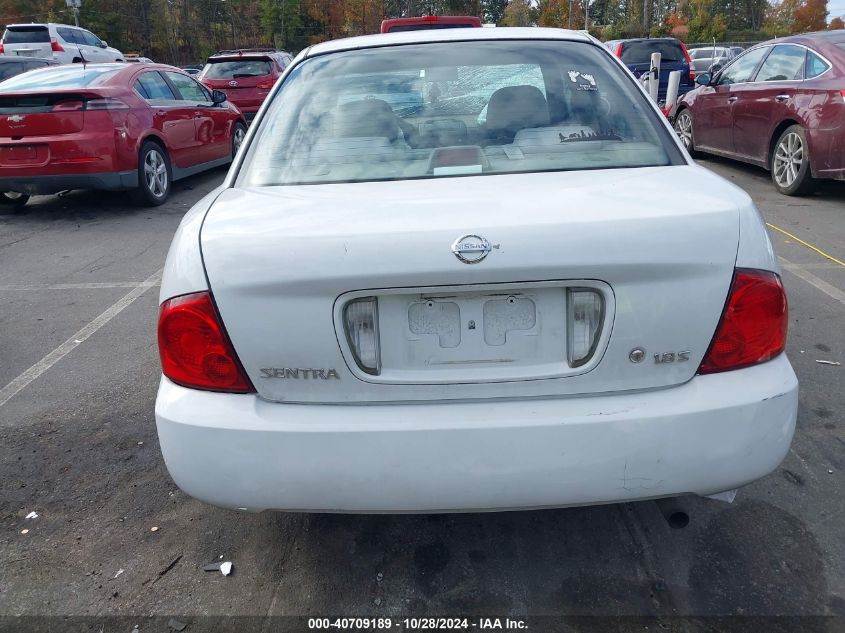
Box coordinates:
[697,269,787,375]
[423,14,438,21]
[52,100,84,112]
[85,98,129,110]
[615,43,623,58]
[158,291,255,393]
[680,42,696,80]
[840,89,845,102]
[51,38,64,52]
[0,42,5,54]
[256,79,275,89]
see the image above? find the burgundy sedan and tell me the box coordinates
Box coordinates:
[0,63,247,207]
[673,30,845,196]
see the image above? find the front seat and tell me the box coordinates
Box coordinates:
[485,85,550,144]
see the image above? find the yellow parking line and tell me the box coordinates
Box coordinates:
[766,223,845,268]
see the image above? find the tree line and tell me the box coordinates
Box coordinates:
[0,0,839,65]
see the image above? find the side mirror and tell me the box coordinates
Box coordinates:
[99,41,107,48]
[695,73,711,86]
[211,89,227,105]
[709,63,723,75]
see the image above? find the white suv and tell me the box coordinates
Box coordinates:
[0,23,124,64]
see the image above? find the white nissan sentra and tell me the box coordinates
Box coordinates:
[155,28,798,513]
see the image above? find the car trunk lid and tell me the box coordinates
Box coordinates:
[200,166,741,404]
[2,25,53,59]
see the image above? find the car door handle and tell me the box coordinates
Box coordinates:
[775,94,790,102]
[727,96,738,103]
[155,110,166,117]
[194,111,202,118]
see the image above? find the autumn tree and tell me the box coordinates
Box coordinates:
[792,0,828,31]
[831,15,845,27]
[500,0,534,25]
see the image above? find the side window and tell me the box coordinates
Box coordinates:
[754,45,806,82]
[56,28,78,43]
[717,46,768,85]
[81,30,102,46]
[136,72,176,101]
[165,71,210,102]
[0,62,24,81]
[805,51,830,79]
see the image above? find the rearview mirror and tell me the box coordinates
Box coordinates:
[695,73,711,86]
[211,90,227,105]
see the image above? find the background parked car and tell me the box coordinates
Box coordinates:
[0,56,59,208]
[673,31,845,196]
[380,15,482,32]
[0,63,247,206]
[605,37,695,102]
[199,48,292,123]
[0,23,124,64]
[688,46,734,73]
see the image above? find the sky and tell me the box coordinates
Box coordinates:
[830,0,845,20]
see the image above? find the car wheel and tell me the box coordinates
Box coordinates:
[132,141,172,206]
[0,191,30,209]
[232,122,247,159]
[771,125,815,196]
[673,109,697,157]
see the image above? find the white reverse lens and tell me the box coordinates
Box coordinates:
[344,297,380,375]
[568,289,604,368]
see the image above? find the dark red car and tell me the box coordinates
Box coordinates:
[0,63,247,206]
[673,30,845,196]
[199,49,292,123]
[380,15,482,32]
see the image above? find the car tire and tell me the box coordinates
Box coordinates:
[232,122,247,160]
[132,141,172,206]
[771,125,815,197]
[0,191,30,209]
[673,108,698,157]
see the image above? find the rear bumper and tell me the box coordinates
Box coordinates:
[0,171,137,195]
[155,354,798,513]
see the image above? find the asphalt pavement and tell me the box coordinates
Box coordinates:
[1,159,843,632]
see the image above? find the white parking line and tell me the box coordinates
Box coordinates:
[0,282,160,291]
[779,257,845,306]
[0,269,162,409]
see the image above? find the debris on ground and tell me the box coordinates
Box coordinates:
[131,626,140,633]
[113,569,124,579]
[167,618,187,632]
[152,555,183,584]
[137,441,144,446]
[20,529,29,535]
[815,360,841,366]
[376,572,383,582]
[150,526,159,532]
[203,560,233,576]
[25,511,38,519]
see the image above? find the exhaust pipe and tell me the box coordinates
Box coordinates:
[655,497,689,529]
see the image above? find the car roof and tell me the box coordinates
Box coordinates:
[5,23,85,28]
[208,49,289,59]
[751,31,845,62]
[0,56,56,63]
[612,37,681,44]
[304,27,592,57]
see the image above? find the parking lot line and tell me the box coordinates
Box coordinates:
[767,223,845,268]
[0,268,162,409]
[0,281,160,291]
[779,256,845,305]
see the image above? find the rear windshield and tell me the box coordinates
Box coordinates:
[690,48,727,59]
[0,65,121,91]
[238,40,682,187]
[620,41,686,64]
[2,26,50,44]
[386,23,476,32]
[204,59,272,79]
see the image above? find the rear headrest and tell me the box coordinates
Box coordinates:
[485,85,550,134]
[333,98,400,141]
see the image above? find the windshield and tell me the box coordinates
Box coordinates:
[690,48,727,59]
[620,41,686,64]
[0,65,120,91]
[237,40,682,187]
[204,59,272,79]
[2,26,50,44]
